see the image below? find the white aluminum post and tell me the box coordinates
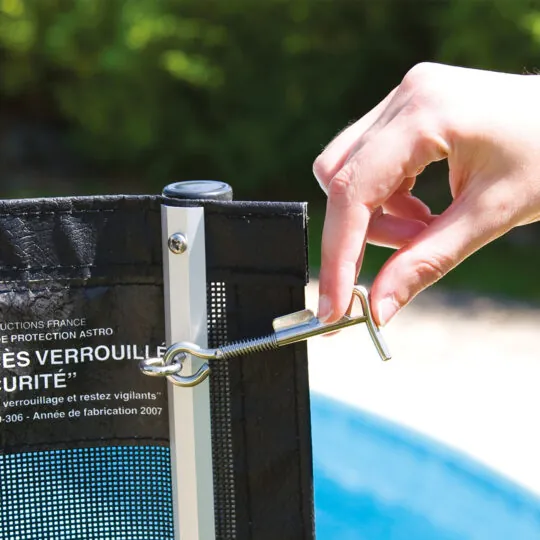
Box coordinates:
[162,205,215,540]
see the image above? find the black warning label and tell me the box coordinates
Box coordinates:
[0,285,169,451]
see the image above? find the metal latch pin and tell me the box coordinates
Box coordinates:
[140,285,391,388]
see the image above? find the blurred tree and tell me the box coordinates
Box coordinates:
[1,0,540,200]
[436,0,540,72]
[0,0,435,197]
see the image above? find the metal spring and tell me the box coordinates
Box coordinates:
[218,334,278,360]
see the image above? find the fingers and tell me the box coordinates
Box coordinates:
[318,117,449,323]
[318,197,370,322]
[352,210,428,280]
[367,213,427,248]
[320,210,425,337]
[313,87,398,193]
[370,195,504,326]
[383,190,435,224]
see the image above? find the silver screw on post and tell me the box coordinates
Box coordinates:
[168,232,188,254]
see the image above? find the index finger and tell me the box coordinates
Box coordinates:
[313,87,398,192]
[318,117,448,322]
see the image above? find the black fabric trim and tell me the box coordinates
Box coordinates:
[1,437,170,454]
[204,200,313,540]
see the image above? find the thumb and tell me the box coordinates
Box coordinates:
[370,197,502,326]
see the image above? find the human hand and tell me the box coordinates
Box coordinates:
[313,62,540,326]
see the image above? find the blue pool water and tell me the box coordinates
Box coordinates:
[311,394,540,539]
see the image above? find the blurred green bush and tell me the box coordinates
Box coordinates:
[4,0,540,299]
[1,0,540,200]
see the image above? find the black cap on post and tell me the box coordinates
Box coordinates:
[162,180,233,201]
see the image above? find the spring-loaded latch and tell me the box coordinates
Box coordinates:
[140,285,391,388]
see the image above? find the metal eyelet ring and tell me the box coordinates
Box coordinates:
[166,362,211,388]
[162,343,212,387]
[139,355,185,377]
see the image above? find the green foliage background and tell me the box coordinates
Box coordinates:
[2,0,540,298]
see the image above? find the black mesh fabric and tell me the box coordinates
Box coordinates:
[208,282,237,539]
[0,197,172,540]
[0,195,313,540]
[198,201,314,540]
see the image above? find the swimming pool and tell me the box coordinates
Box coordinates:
[311,393,540,539]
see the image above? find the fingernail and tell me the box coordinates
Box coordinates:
[318,294,333,322]
[312,163,328,195]
[377,295,399,326]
